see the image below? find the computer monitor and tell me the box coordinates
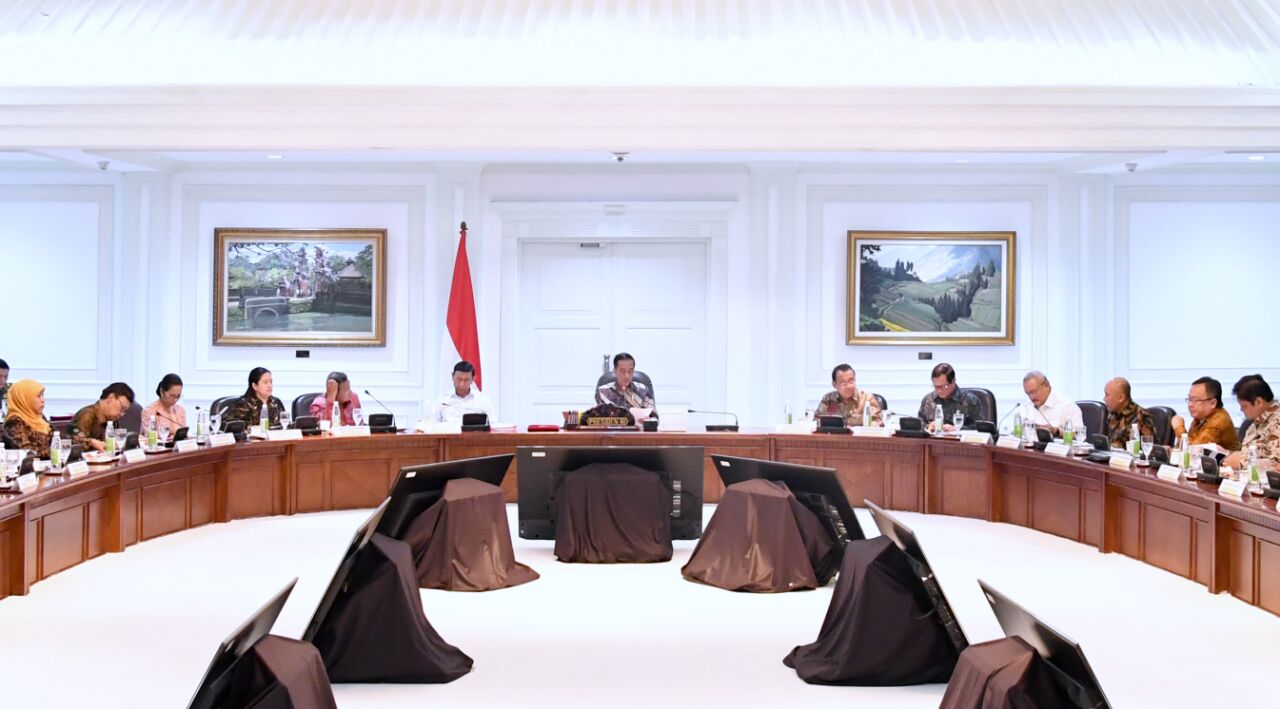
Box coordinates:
[516,446,703,540]
[863,499,969,653]
[301,499,389,644]
[187,578,298,709]
[709,454,865,544]
[978,580,1112,709]
[375,454,513,540]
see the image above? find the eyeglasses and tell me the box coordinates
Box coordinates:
[1184,397,1213,404]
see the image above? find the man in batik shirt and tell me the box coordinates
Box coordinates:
[1225,375,1280,471]
[1104,377,1155,449]
[596,353,655,410]
[818,364,884,427]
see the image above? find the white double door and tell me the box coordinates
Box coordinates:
[516,240,708,425]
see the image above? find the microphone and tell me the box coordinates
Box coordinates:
[363,389,394,416]
[688,408,739,432]
[362,389,397,430]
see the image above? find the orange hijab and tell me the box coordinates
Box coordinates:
[6,379,50,435]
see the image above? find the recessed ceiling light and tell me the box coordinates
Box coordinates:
[266,154,284,159]
[1247,155,1265,161]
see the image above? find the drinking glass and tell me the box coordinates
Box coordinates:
[952,412,964,431]
[1189,455,1203,481]
[210,413,222,433]
[59,440,72,469]
[114,429,127,454]
[353,408,365,426]
[159,426,170,445]
[1141,435,1154,462]
[279,410,292,430]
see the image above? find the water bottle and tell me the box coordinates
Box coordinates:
[1248,444,1262,492]
[1012,412,1023,438]
[147,415,158,449]
[104,420,117,453]
[863,401,872,428]
[194,406,207,444]
[331,401,342,429]
[934,404,944,433]
[784,399,793,425]
[1130,423,1141,456]
[1179,433,1190,471]
[50,431,62,468]
[1063,420,1075,446]
[260,407,270,432]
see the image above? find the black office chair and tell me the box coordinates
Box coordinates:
[210,395,240,428]
[595,371,656,402]
[1076,400,1107,439]
[960,387,997,424]
[872,393,888,414]
[118,401,143,434]
[292,392,323,419]
[1149,406,1176,447]
[1239,418,1253,444]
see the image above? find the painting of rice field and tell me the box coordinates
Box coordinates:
[847,231,1016,345]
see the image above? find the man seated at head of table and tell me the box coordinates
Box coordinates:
[309,371,362,425]
[1103,377,1154,449]
[595,352,655,411]
[1171,376,1240,452]
[70,382,135,451]
[141,373,186,441]
[224,367,285,430]
[1018,370,1083,438]
[916,363,981,432]
[4,379,52,457]
[818,364,884,427]
[430,360,494,423]
[1223,374,1279,471]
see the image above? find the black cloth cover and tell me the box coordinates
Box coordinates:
[784,536,959,685]
[224,635,338,709]
[311,533,474,684]
[939,636,1069,709]
[681,479,837,592]
[403,477,539,592]
[553,463,673,563]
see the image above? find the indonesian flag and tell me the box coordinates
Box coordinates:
[440,222,482,390]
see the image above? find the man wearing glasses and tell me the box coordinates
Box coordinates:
[916,363,981,432]
[1171,376,1239,451]
[1018,370,1083,437]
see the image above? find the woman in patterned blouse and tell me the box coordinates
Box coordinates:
[141,373,186,440]
[224,367,285,430]
[4,379,52,457]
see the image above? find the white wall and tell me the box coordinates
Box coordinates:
[1,164,1277,429]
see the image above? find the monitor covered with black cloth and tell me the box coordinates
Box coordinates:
[187,578,298,709]
[864,499,969,654]
[517,446,703,540]
[979,580,1112,709]
[375,454,512,540]
[301,500,388,644]
[710,454,865,544]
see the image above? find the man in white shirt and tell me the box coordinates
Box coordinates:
[1019,370,1084,437]
[430,361,494,423]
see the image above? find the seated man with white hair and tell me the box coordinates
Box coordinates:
[1018,370,1084,438]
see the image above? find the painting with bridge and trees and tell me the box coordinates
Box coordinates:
[847,231,1016,345]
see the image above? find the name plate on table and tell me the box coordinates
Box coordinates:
[16,472,38,492]
[267,428,304,441]
[774,423,813,435]
[1158,464,1184,482]
[67,461,90,478]
[428,421,462,434]
[331,425,371,438]
[175,439,199,454]
[852,426,893,437]
[960,431,992,445]
[996,435,1022,449]
[1044,442,1072,458]
[122,448,147,464]
[1109,453,1134,470]
[208,433,236,448]
[1219,478,1248,497]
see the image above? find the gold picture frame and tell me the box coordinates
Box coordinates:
[213,228,387,347]
[847,230,1016,346]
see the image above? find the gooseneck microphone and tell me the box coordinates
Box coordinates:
[688,408,739,432]
[363,389,393,415]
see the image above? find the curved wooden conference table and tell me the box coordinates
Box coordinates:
[2,430,1278,618]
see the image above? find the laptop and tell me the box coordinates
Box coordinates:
[978,580,1112,708]
[863,500,968,653]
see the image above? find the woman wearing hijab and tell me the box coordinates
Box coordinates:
[4,379,52,457]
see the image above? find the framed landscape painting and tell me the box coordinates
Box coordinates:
[847,230,1016,346]
[213,228,387,347]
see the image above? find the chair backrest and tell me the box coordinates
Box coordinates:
[1149,406,1176,447]
[292,392,323,419]
[595,371,655,401]
[1239,418,1253,443]
[960,387,997,424]
[872,393,888,415]
[118,401,143,434]
[1076,400,1107,439]
[210,395,240,424]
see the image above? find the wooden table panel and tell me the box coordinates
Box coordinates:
[39,506,85,579]
[1031,477,1083,542]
